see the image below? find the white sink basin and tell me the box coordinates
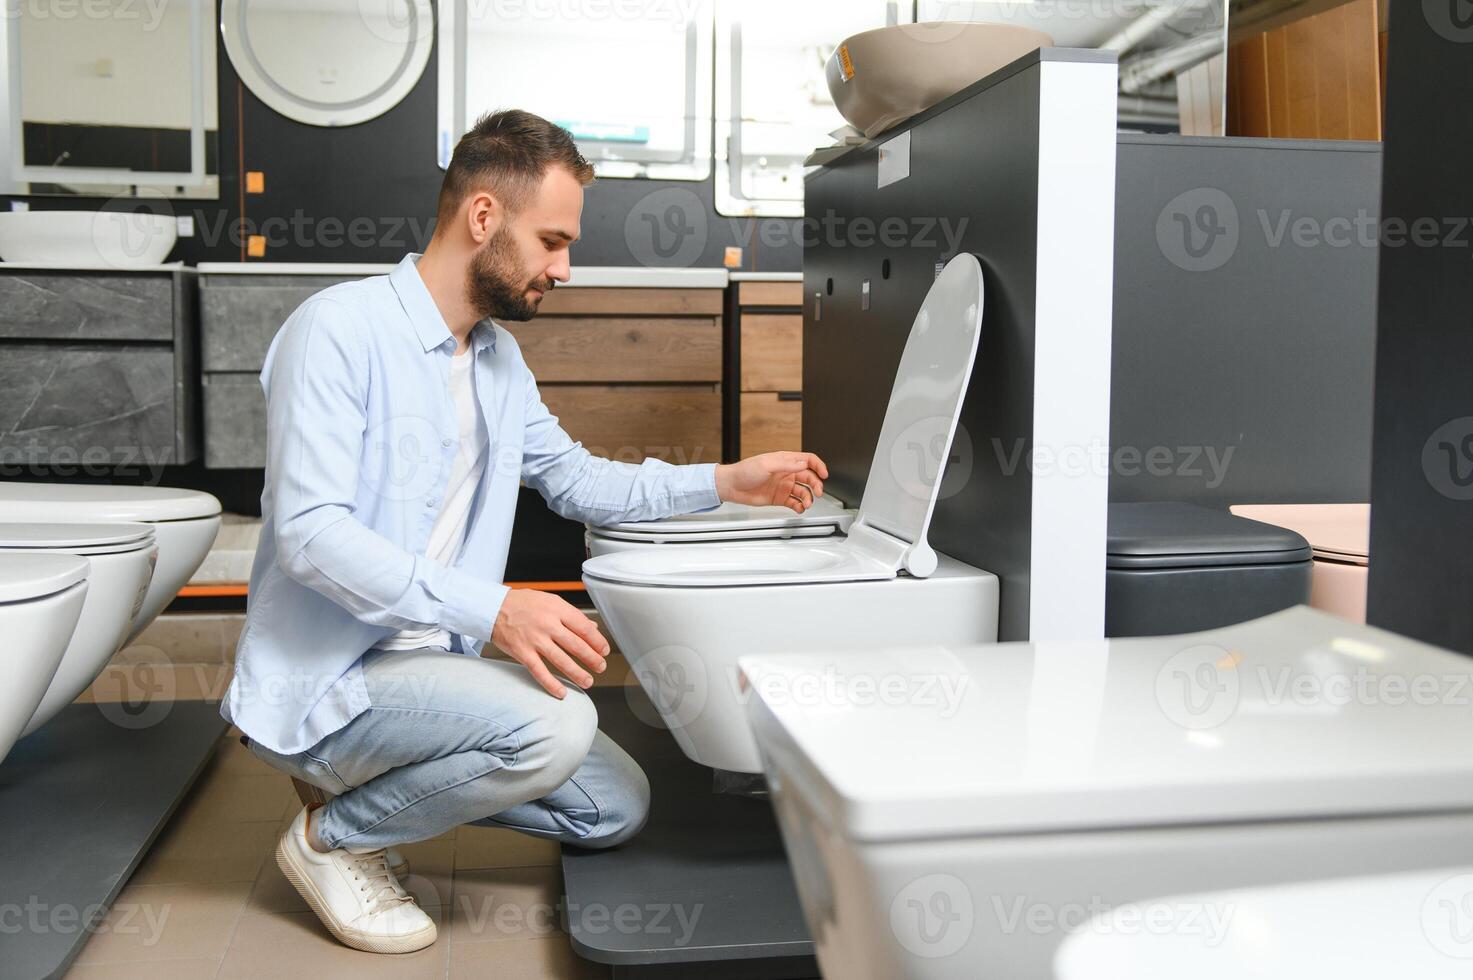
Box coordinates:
[826,22,1054,139]
[0,210,178,268]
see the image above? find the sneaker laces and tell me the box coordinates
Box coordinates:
[346,850,413,910]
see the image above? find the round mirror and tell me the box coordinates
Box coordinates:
[221,0,433,128]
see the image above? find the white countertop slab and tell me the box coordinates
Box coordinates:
[197,262,729,288]
[729,271,802,281]
[196,262,396,275]
[0,261,187,273]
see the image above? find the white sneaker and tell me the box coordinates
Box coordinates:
[291,777,409,877]
[276,806,438,954]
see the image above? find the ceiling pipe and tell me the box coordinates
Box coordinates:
[1119,30,1224,92]
[1118,93,1182,126]
[1099,3,1188,55]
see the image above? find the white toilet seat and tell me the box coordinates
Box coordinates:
[0,522,159,738]
[0,552,90,602]
[0,523,156,555]
[0,482,222,644]
[584,540,897,588]
[590,497,855,545]
[0,483,221,523]
[0,553,90,764]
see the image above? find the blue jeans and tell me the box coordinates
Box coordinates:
[245,648,650,852]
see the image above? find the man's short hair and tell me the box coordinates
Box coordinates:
[436,109,594,228]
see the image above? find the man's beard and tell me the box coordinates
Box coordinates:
[466,227,553,322]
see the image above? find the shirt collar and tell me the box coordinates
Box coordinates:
[390,253,499,356]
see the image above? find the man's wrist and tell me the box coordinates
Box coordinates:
[713,463,731,502]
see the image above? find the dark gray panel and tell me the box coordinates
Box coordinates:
[0,272,174,341]
[805,58,1045,641]
[0,344,179,467]
[804,124,1381,641]
[202,372,267,469]
[200,275,359,372]
[0,702,225,980]
[1366,6,1473,654]
[1111,137,1381,505]
[563,686,815,970]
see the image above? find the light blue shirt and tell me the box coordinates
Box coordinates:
[223,254,720,754]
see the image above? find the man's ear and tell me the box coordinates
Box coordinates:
[465,191,502,245]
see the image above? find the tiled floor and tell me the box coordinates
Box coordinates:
[64,614,640,980]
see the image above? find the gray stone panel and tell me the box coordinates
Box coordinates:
[0,273,174,341]
[200,275,362,372]
[0,344,178,469]
[202,372,267,469]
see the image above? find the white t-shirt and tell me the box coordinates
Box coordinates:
[374,349,488,651]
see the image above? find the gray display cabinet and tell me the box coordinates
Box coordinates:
[0,266,200,468]
[198,268,375,469]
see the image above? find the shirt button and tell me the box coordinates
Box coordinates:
[426,498,437,508]
[442,438,452,448]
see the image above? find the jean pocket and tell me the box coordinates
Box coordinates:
[300,751,353,795]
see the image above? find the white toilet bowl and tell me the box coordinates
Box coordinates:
[584,254,999,773]
[0,483,221,642]
[1053,867,1473,980]
[584,496,855,559]
[0,554,89,763]
[740,606,1473,980]
[0,523,158,737]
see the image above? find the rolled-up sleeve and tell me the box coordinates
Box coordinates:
[264,299,509,640]
[517,358,720,526]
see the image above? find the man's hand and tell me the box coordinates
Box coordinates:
[714,451,830,514]
[491,589,610,698]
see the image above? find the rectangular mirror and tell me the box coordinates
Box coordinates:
[1,0,219,199]
[716,0,909,218]
[438,0,712,181]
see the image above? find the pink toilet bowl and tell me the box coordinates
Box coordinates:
[1230,504,1369,622]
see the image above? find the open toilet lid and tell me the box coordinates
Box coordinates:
[0,553,90,602]
[591,496,853,541]
[0,483,221,523]
[0,522,156,554]
[583,254,984,586]
[741,606,1473,843]
[849,253,984,572]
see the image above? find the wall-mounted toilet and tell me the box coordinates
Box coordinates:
[1053,868,1473,979]
[584,496,855,559]
[0,483,221,642]
[1106,502,1312,637]
[741,606,1473,980]
[583,254,1000,774]
[0,554,89,764]
[0,523,158,738]
[1230,503,1369,622]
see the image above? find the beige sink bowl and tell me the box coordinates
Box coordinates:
[826,23,1054,139]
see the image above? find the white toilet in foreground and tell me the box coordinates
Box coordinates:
[0,483,221,642]
[1053,867,1473,979]
[583,254,999,773]
[0,554,89,763]
[0,524,158,737]
[585,496,854,559]
[741,606,1473,980]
